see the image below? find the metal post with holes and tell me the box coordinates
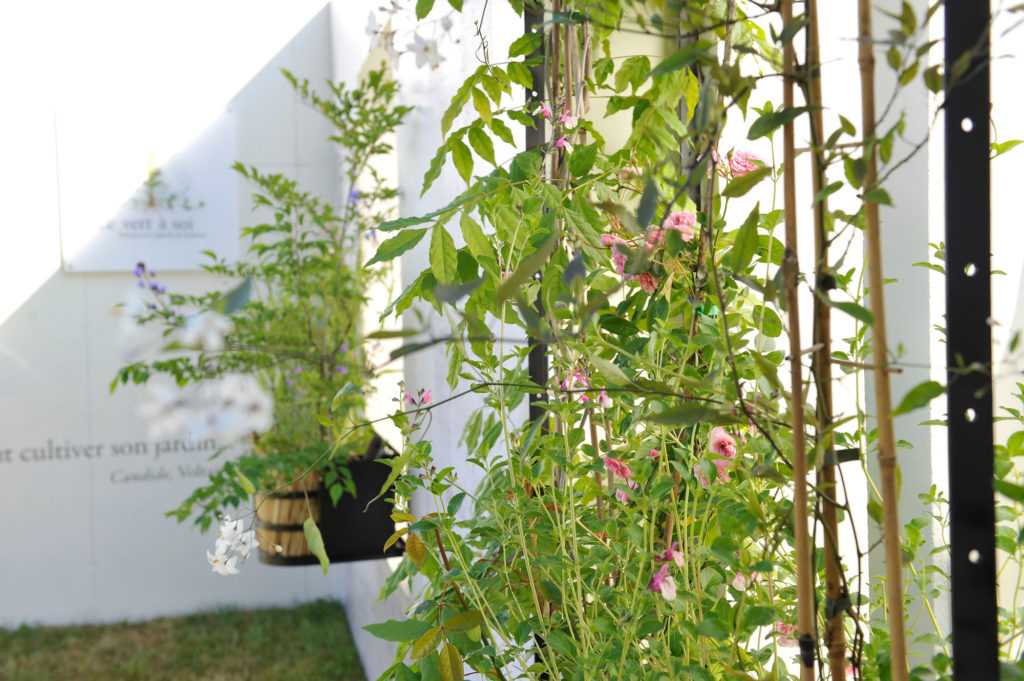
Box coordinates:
[944,1,998,678]
[525,4,548,425]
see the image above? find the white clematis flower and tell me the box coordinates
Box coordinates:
[408,34,444,70]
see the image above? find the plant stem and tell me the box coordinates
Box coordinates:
[856,1,909,680]
[781,0,816,679]
[805,1,847,678]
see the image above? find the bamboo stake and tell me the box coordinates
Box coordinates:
[856,2,909,680]
[781,1,815,679]
[805,1,847,678]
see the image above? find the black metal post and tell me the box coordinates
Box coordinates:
[524,4,549,425]
[944,2,997,679]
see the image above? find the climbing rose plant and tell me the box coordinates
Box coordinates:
[359,1,1024,680]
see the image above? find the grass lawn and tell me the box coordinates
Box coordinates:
[0,599,367,681]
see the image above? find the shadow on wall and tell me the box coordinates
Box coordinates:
[0,3,366,628]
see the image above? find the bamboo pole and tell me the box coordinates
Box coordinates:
[781,1,815,679]
[805,1,847,678]
[856,2,909,680]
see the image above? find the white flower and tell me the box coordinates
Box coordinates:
[139,374,273,443]
[207,550,240,576]
[179,311,232,352]
[408,34,444,70]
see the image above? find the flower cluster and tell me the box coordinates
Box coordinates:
[133,261,166,295]
[206,516,257,576]
[141,373,274,443]
[366,1,455,71]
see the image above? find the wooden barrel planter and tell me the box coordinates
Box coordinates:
[256,434,404,565]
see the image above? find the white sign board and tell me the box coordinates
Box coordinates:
[57,114,239,273]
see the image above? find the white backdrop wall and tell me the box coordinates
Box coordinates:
[0,2,346,626]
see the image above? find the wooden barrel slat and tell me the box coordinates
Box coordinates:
[255,475,320,561]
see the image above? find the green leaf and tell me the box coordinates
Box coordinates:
[649,43,707,80]
[430,227,459,284]
[864,187,893,205]
[993,139,1024,159]
[569,143,598,177]
[459,213,497,266]
[696,617,729,640]
[742,606,776,628]
[828,299,874,325]
[411,626,444,661]
[217,277,252,314]
[364,619,433,642]
[302,517,329,576]
[366,228,429,266]
[508,33,541,59]
[995,480,1024,503]
[506,61,532,89]
[489,117,515,145]
[471,87,492,123]
[444,609,483,632]
[893,380,945,416]
[726,204,759,272]
[545,629,577,657]
[438,642,464,681]
[722,166,771,198]
[236,469,256,495]
[416,0,435,18]
[451,139,473,184]
[447,0,463,8]
[421,143,449,196]
[446,491,467,516]
[467,127,496,165]
[748,107,811,140]
[814,181,843,205]
[647,403,741,426]
[636,177,659,228]
[591,356,630,386]
[495,231,558,303]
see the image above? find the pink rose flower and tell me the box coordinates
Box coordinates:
[539,103,553,119]
[713,458,732,483]
[600,233,627,248]
[649,448,661,459]
[636,272,659,294]
[598,390,612,409]
[554,136,572,152]
[404,391,417,407]
[604,456,633,480]
[659,542,684,568]
[645,229,665,249]
[611,249,628,275]
[731,572,752,591]
[615,489,630,503]
[648,563,677,601]
[661,211,696,242]
[559,110,577,128]
[729,151,761,177]
[774,622,798,647]
[709,426,737,459]
[421,389,432,406]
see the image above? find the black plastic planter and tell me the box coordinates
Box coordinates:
[257,434,405,566]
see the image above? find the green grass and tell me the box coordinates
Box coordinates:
[0,599,367,681]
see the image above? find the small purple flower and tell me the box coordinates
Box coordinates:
[137,280,146,289]
[339,342,350,354]
[335,365,348,374]
[133,262,146,277]
[348,189,361,205]
[293,367,304,374]
[149,283,166,294]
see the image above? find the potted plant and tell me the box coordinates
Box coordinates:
[112,68,411,572]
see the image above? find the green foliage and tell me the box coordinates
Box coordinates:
[116,70,409,530]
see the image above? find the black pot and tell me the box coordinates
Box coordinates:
[258,434,405,566]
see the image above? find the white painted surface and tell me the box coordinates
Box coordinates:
[0,2,344,627]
